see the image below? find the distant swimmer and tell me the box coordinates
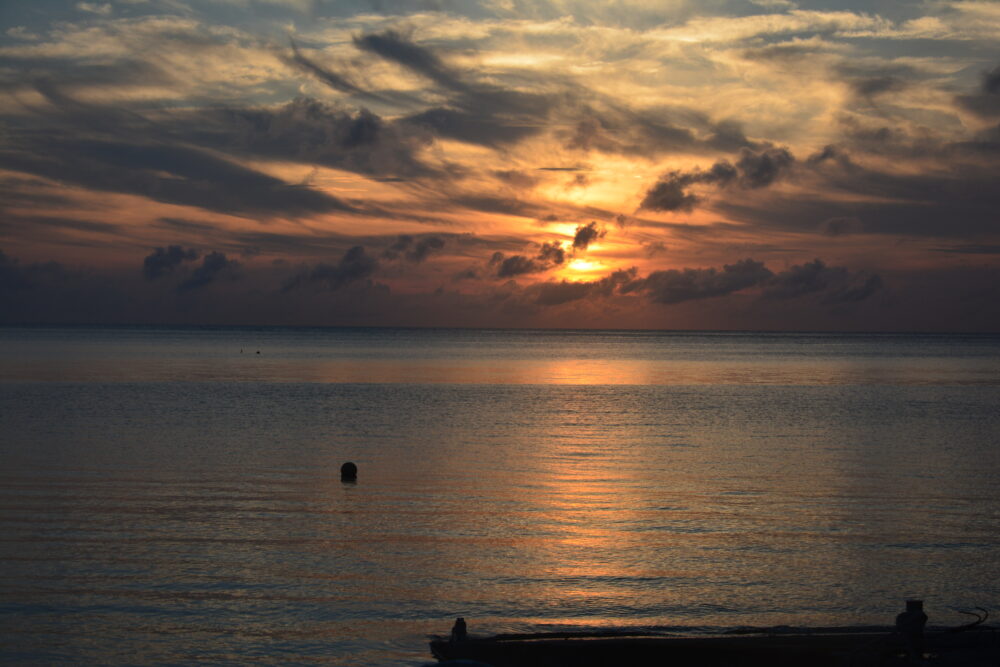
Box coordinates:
[341,462,358,482]
[256,350,260,354]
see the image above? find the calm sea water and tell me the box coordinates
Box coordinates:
[1,326,999,665]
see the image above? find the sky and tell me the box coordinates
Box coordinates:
[1,0,998,330]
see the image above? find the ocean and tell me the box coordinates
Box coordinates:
[1,326,999,665]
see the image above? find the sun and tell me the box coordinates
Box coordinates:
[562,259,604,276]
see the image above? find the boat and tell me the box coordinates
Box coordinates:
[429,625,1000,666]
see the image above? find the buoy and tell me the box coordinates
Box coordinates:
[340,461,358,481]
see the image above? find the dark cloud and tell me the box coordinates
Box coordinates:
[0,85,432,219]
[718,136,1000,239]
[156,217,217,232]
[537,241,566,265]
[0,56,169,94]
[640,148,795,211]
[0,250,29,290]
[567,113,687,155]
[519,259,877,309]
[355,29,463,92]
[0,176,75,210]
[490,237,576,279]
[956,64,1000,118]
[177,251,238,293]
[530,280,592,306]
[0,249,69,291]
[762,259,856,300]
[403,106,540,146]
[642,240,668,257]
[452,267,480,281]
[823,274,882,304]
[640,174,701,212]
[496,254,543,278]
[563,106,759,158]
[282,246,378,292]
[572,221,605,250]
[735,147,794,189]
[807,144,849,165]
[849,76,905,97]
[288,42,373,99]
[143,245,199,281]
[165,97,437,180]
[639,157,741,211]
[495,170,539,188]
[529,267,637,306]
[0,135,355,218]
[621,258,773,304]
[355,29,556,148]
[0,213,120,236]
[932,244,1000,255]
[383,234,446,262]
[819,216,863,237]
[451,195,548,218]
[833,62,918,101]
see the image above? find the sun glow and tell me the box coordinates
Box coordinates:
[565,259,602,273]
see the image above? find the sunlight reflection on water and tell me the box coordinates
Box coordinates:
[2,327,1000,665]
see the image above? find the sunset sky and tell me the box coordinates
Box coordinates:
[1,0,998,330]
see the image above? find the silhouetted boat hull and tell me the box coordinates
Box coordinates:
[429,628,1000,666]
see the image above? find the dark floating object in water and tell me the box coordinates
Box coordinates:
[340,461,358,482]
[430,612,1000,666]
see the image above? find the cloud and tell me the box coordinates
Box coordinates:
[177,251,239,293]
[562,108,759,158]
[0,249,69,290]
[956,63,1000,118]
[761,259,879,302]
[735,147,794,189]
[383,235,446,262]
[621,258,774,304]
[162,97,438,180]
[143,245,199,281]
[355,29,463,92]
[572,221,605,250]
[528,267,637,306]
[495,254,543,278]
[355,29,557,147]
[537,241,566,264]
[639,158,741,212]
[823,274,882,304]
[282,246,378,292]
[717,135,1000,239]
[288,42,373,99]
[932,244,1000,255]
[76,2,112,16]
[640,147,793,212]
[0,133,356,218]
[819,216,862,237]
[639,175,701,212]
[517,258,880,309]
